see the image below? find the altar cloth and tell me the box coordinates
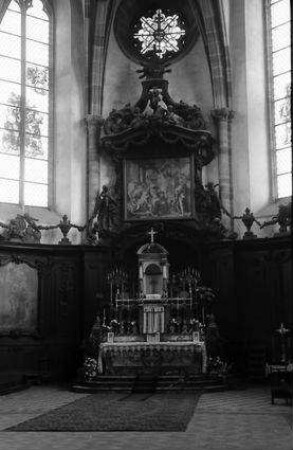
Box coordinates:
[98,341,207,375]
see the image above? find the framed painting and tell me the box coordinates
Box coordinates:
[124,157,194,220]
[0,262,38,335]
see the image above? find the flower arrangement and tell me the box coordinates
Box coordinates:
[83,357,98,381]
[109,319,120,332]
[195,286,217,305]
[207,356,231,377]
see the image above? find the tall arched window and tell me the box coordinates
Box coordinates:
[0,0,53,207]
[267,0,291,199]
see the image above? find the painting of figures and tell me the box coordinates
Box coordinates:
[125,157,193,220]
[0,262,38,334]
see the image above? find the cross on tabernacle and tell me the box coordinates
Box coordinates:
[148,228,157,243]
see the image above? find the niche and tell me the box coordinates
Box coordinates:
[145,264,163,295]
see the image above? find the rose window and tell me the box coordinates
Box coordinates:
[133,9,185,59]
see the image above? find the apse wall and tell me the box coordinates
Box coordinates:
[229,0,281,238]
[53,0,87,241]
[102,30,141,116]
[168,37,217,185]
[0,0,289,242]
[103,28,214,120]
[102,9,217,188]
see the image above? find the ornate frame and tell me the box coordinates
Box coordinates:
[0,252,51,338]
[123,155,195,221]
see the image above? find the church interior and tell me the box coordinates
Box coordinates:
[0,0,292,448]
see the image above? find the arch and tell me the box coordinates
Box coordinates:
[113,0,200,67]
[188,0,232,108]
[0,1,10,23]
[145,264,162,275]
[91,0,232,110]
[70,0,86,89]
[89,0,115,115]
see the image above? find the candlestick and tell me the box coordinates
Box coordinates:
[163,265,167,278]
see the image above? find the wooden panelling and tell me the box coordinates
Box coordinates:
[0,236,291,379]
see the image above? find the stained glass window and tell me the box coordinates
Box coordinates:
[268,0,291,199]
[133,9,185,59]
[0,0,52,207]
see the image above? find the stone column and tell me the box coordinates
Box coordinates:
[85,114,104,217]
[212,107,235,229]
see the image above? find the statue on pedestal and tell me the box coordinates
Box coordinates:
[88,185,117,243]
[261,202,291,235]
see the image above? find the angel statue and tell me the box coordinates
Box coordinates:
[88,186,117,242]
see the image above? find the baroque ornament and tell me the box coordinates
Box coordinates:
[100,65,215,164]
[261,201,292,234]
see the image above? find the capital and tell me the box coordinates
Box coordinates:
[211,107,235,123]
[85,114,105,132]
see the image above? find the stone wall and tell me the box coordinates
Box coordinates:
[0,0,288,243]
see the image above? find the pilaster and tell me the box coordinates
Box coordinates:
[212,107,235,228]
[85,114,104,217]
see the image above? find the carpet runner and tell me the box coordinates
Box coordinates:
[7,391,200,432]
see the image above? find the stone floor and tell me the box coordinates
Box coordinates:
[0,385,292,450]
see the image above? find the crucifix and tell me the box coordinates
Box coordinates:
[148,227,157,243]
[276,323,290,363]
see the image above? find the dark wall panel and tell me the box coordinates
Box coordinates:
[0,236,291,380]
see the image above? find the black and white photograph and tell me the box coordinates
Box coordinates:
[0,1,291,449]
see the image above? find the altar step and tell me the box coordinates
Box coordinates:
[72,374,227,393]
[132,375,157,393]
[156,375,226,392]
[0,372,29,396]
[72,376,136,393]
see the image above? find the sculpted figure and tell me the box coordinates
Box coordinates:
[148,89,168,118]
[261,202,291,233]
[129,107,144,128]
[167,105,184,126]
[205,183,222,221]
[90,186,117,235]
[0,213,43,243]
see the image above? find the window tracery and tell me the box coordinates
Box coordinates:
[0,0,53,207]
[133,9,185,60]
[268,0,291,199]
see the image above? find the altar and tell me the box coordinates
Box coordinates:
[82,229,217,381]
[98,341,206,376]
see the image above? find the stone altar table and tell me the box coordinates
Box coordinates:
[98,341,207,376]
